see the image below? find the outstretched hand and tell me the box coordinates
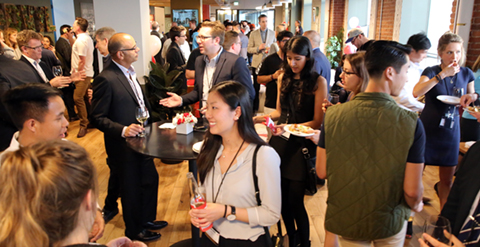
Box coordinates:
[159,92,182,108]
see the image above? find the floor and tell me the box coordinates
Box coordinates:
[66,119,441,247]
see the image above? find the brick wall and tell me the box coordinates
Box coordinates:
[466,0,480,67]
[374,0,397,40]
[328,0,345,38]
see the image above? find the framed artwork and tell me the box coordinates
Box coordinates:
[172,9,198,27]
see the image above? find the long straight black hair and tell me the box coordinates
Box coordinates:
[197,81,266,184]
[280,35,319,109]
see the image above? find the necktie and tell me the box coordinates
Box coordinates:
[128,73,144,107]
[457,202,480,246]
[34,61,48,83]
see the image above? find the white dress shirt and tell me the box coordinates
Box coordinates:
[202,47,223,107]
[393,61,425,112]
[22,54,48,83]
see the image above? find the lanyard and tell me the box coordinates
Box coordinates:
[211,140,245,203]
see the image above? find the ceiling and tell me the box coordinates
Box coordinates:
[150,0,218,7]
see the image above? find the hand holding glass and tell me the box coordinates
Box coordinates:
[52,65,63,77]
[423,215,452,246]
[136,106,149,137]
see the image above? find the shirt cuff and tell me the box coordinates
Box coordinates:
[246,207,260,226]
[121,126,127,138]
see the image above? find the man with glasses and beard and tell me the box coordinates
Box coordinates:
[160,21,254,112]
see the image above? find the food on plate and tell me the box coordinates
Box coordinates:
[467,106,480,113]
[288,124,314,135]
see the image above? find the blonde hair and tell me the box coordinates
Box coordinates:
[3,28,18,49]
[201,21,225,45]
[437,31,465,66]
[0,140,97,247]
[16,30,43,50]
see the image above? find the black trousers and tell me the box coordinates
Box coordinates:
[201,233,270,247]
[103,157,121,211]
[252,68,260,112]
[281,178,310,247]
[61,86,77,119]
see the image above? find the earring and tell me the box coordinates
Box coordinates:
[234,116,239,120]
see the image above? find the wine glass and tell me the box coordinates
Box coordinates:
[329,93,340,104]
[423,215,452,246]
[136,106,149,137]
[52,65,63,77]
[453,87,464,117]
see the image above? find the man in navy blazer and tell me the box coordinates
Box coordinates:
[160,21,254,110]
[304,30,331,89]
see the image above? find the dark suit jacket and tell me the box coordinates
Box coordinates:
[0,55,41,150]
[313,48,331,89]
[55,37,72,76]
[166,42,187,90]
[19,55,54,82]
[441,142,480,237]
[41,48,61,72]
[181,49,254,109]
[151,30,161,39]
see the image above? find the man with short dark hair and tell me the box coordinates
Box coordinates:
[166,26,188,90]
[188,19,197,43]
[225,22,233,31]
[316,41,425,247]
[304,30,331,87]
[393,33,431,112]
[257,30,293,114]
[248,14,275,111]
[95,27,116,70]
[232,21,248,61]
[91,33,167,242]
[1,83,105,243]
[72,17,94,138]
[223,30,241,55]
[345,28,374,51]
[160,21,254,110]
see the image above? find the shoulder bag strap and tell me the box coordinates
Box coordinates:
[252,144,274,247]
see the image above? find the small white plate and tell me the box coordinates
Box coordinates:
[192,141,204,153]
[284,124,315,137]
[463,107,480,114]
[437,95,461,105]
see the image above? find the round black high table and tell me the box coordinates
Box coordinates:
[126,121,205,247]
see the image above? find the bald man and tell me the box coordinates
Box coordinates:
[304,30,331,87]
[90,33,167,242]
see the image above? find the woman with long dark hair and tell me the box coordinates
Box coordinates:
[190,81,281,246]
[254,36,328,247]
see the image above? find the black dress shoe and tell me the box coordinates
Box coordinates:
[102,208,119,224]
[128,229,161,242]
[143,220,168,230]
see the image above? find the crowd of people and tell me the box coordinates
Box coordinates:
[1,12,480,247]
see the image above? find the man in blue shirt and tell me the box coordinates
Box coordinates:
[304,30,331,89]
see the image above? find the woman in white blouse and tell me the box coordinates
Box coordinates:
[190,81,281,246]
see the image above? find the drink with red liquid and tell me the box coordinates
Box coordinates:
[187,172,213,232]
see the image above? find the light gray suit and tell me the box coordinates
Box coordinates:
[247,28,276,68]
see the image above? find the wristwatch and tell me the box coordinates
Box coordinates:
[227,205,236,221]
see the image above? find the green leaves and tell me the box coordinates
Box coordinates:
[325,28,344,69]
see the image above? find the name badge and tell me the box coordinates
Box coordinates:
[205,227,220,245]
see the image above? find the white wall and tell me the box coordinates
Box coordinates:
[398,0,430,44]
[155,7,166,34]
[93,0,151,84]
[51,0,75,39]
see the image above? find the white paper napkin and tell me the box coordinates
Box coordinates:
[159,123,176,129]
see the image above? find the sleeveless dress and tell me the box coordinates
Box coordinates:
[420,65,474,166]
[269,79,316,181]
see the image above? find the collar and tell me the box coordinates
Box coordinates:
[60,36,70,44]
[112,60,135,75]
[313,47,320,51]
[22,54,41,65]
[260,28,267,33]
[204,47,223,64]
[352,92,396,103]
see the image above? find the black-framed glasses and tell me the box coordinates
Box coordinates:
[342,68,356,76]
[25,45,43,50]
[120,45,137,52]
[196,35,212,41]
[351,35,360,44]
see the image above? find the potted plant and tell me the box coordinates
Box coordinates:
[325,28,344,69]
[144,61,190,122]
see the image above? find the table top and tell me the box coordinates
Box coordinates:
[459,141,475,155]
[126,121,206,160]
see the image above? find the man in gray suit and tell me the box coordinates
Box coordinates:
[247,14,275,112]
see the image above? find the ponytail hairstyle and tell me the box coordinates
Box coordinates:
[0,140,97,247]
[197,81,266,184]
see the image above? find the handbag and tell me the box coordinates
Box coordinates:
[287,94,318,195]
[252,145,284,247]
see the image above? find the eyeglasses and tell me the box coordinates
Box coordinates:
[196,35,213,41]
[180,35,187,38]
[25,45,43,50]
[351,35,360,44]
[342,68,356,76]
[120,45,137,52]
[235,41,242,45]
